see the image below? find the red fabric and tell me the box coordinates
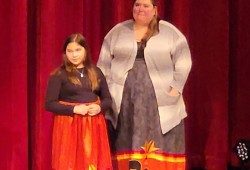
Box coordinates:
[52,101,112,170]
[1,0,250,169]
[229,1,250,166]
[0,0,28,170]
[185,1,230,169]
[113,151,185,170]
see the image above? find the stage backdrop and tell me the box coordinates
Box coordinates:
[1,0,250,169]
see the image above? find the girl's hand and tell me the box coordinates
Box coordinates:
[87,104,101,116]
[73,104,89,115]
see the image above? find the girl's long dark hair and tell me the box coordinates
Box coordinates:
[52,33,99,91]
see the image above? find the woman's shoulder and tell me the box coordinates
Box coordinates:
[115,19,133,27]
[159,20,185,37]
[104,19,133,38]
[159,20,178,30]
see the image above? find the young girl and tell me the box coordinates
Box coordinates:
[45,33,113,170]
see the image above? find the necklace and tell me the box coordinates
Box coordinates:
[76,69,84,77]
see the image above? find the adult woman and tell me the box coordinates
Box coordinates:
[97,0,192,169]
[45,33,113,170]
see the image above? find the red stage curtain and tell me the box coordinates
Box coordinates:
[186,0,230,169]
[1,0,250,169]
[229,0,250,167]
[0,0,28,170]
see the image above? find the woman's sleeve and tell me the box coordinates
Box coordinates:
[44,74,74,115]
[170,35,192,93]
[97,31,113,83]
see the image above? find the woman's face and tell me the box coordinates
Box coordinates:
[66,42,86,68]
[133,0,156,26]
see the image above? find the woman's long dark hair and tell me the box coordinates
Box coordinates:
[52,33,99,91]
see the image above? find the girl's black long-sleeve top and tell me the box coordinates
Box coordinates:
[45,66,112,116]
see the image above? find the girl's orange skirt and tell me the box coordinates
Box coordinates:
[52,101,112,170]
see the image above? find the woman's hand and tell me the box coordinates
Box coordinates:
[73,104,89,115]
[168,87,180,96]
[87,104,101,116]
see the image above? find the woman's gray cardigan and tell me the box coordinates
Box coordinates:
[97,19,192,134]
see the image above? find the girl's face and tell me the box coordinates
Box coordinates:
[66,42,86,68]
[133,0,156,26]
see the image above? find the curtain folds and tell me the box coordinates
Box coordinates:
[0,0,28,170]
[1,0,250,169]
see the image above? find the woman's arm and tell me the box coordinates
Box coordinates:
[97,29,114,83]
[170,35,192,94]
